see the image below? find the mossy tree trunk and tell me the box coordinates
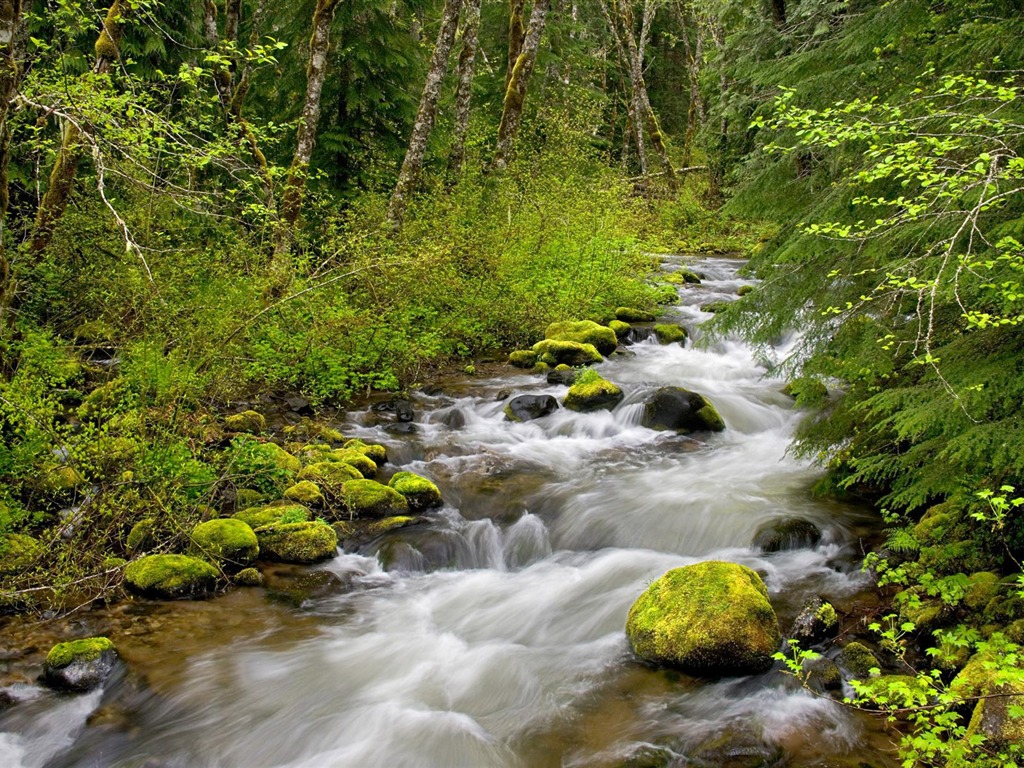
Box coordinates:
[29,0,124,260]
[271,0,341,286]
[506,0,526,89]
[0,0,22,316]
[492,0,551,171]
[447,0,482,176]
[675,0,704,167]
[386,0,464,230]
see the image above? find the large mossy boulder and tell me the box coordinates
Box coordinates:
[0,533,43,575]
[298,461,363,496]
[255,521,337,563]
[388,471,442,512]
[531,339,603,367]
[615,307,655,322]
[190,519,258,567]
[504,394,559,422]
[341,479,410,519]
[625,561,781,676]
[224,409,266,434]
[950,651,1024,753]
[43,637,120,692]
[327,448,378,478]
[653,324,688,345]
[641,387,725,433]
[544,320,618,356]
[508,349,538,369]
[563,372,623,412]
[232,502,310,529]
[751,518,822,553]
[124,554,219,599]
[343,439,387,465]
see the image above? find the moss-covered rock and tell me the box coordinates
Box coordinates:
[341,479,410,519]
[839,641,879,678]
[951,651,1024,751]
[232,503,310,529]
[653,324,688,345]
[804,657,843,694]
[508,349,538,368]
[608,319,631,339]
[125,518,157,555]
[262,442,302,474]
[283,480,324,506]
[736,285,754,296]
[124,554,219,599]
[190,519,258,567]
[615,306,655,322]
[327,448,378,478]
[0,533,43,575]
[964,571,1002,610]
[343,439,388,465]
[700,301,730,313]
[563,372,624,412]
[233,567,264,587]
[389,471,443,512]
[282,420,345,445]
[546,364,578,386]
[43,637,120,692]
[781,378,829,408]
[224,410,266,434]
[531,339,603,367]
[234,488,265,510]
[254,521,337,563]
[625,561,781,676]
[298,461,363,496]
[641,387,725,433]
[789,598,839,645]
[544,320,618,356]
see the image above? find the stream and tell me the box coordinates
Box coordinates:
[0,256,897,767]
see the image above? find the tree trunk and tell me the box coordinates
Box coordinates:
[506,0,526,89]
[770,0,786,28]
[272,0,341,274]
[447,0,482,175]
[492,0,551,171]
[386,0,463,230]
[0,0,22,312]
[29,0,124,258]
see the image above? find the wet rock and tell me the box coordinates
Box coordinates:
[789,598,839,645]
[341,479,410,519]
[495,389,512,401]
[691,735,784,768]
[124,554,220,599]
[653,324,688,345]
[544,320,619,356]
[334,516,423,549]
[388,472,443,511]
[371,398,415,422]
[624,326,656,345]
[804,656,843,694]
[42,637,120,692]
[255,521,337,563]
[608,320,631,340]
[189,518,259,568]
[626,561,781,676]
[265,569,350,606]
[504,394,559,422]
[546,365,578,386]
[532,339,603,367]
[233,567,264,586]
[439,407,466,429]
[751,518,822,552]
[616,744,676,768]
[284,395,313,416]
[563,373,624,412]
[384,422,418,435]
[641,387,725,434]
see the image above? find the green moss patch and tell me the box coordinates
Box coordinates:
[563,372,624,412]
[46,636,116,669]
[224,410,266,434]
[343,439,388,465]
[283,480,324,506]
[653,324,688,345]
[615,307,655,322]
[124,554,219,599]
[341,479,410,519]
[508,349,538,368]
[0,533,43,575]
[531,339,603,367]
[190,518,259,566]
[388,471,443,511]
[327,448,378,478]
[544,320,618,356]
[232,503,310,529]
[254,521,337,563]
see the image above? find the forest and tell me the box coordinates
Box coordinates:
[0,0,1023,765]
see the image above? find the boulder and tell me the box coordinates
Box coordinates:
[224,410,265,434]
[625,561,781,676]
[343,439,388,465]
[751,518,822,552]
[839,641,879,678]
[283,480,324,506]
[504,394,559,422]
[563,373,623,412]
[43,637,120,692]
[189,518,259,567]
[232,502,310,529]
[341,479,410,519]
[544,320,618,356]
[608,320,631,339]
[327,448,378,478]
[615,306,655,322]
[298,461,363,497]
[951,651,1024,752]
[233,567,264,587]
[254,521,337,563]
[546,365,577,386]
[508,349,538,368]
[124,554,219,599]
[624,326,656,345]
[388,472,443,512]
[789,598,839,645]
[641,387,725,433]
[653,324,688,345]
[531,339,603,367]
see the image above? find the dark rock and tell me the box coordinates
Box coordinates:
[641,387,725,433]
[495,389,512,401]
[504,394,559,422]
[395,400,415,422]
[789,598,840,645]
[383,422,418,435]
[439,408,466,429]
[284,395,313,416]
[42,638,121,693]
[752,518,822,552]
[624,327,656,345]
[546,367,578,386]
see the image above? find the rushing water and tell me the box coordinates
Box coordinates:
[0,256,897,768]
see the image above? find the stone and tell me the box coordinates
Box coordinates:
[283,480,324,506]
[839,641,879,678]
[232,503,310,529]
[189,518,259,567]
[508,350,538,368]
[124,554,219,599]
[625,561,781,676]
[563,373,623,412]
[43,637,120,692]
[751,518,822,552]
[531,339,603,367]
[224,410,265,434]
[546,365,577,386]
[504,394,559,422]
[653,324,688,345]
[388,472,443,512]
[641,387,725,433]
[615,307,655,322]
[544,320,619,356]
[341,479,410,519]
[789,598,839,645]
[254,521,337,563]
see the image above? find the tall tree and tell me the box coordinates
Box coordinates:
[0,0,22,312]
[506,0,526,88]
[447,0,482,175]
[493,0,551,171]
[387,0,464,229]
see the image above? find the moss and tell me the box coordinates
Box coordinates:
[700,302,730,313]
[532,362,550,374]
[365,516,416,536]
[544,320,618,355]
[695,404,726,432]
[780,377,829,408]
[234,488,265,509]
[102,556,127,570]
[341,479,409,519]
[625,561,781,675]
[233,567,264,587]
[327,448,377,478]
[298,461,363,495]
[0,533,42,575]
[663,271,685,285]
[261,442,302,474]
[615,306,655,322]
[232,503,310,529]
[913,504,956,546]
[652,284,679,304]
[564,372,624,412]
[815,601,838,628]
[125,518,156,555]
[609,319,631,339]
[343,439,387,465]
[389,471,443,511]
[282,420,345,444]
[190,519,259,566]
[124,554,219,599]
[283,480,324,506]
[839,641,879,678]
[508,349,537,368]
[737,285,755,296]
[531,339,602,367]
[224,410,266,434]
[254,521,337,563]
[41,464,86,493]
[46,637,115,669]
[964,571,1002,610]
[77,378,133,422]
[653,324,688,345]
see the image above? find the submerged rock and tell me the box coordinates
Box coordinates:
[751,518,822,552]
[641,387,725,433]
[625,561,781,676]
[255,521,337,563]
[388,472,443,512]
[124,554,219,599]
[43,637,120,692]
[544,320,618,356]
[504,394,559,422]
[563,373,623,412]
